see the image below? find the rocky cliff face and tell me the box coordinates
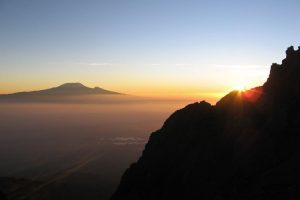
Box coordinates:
[111,47,300,200]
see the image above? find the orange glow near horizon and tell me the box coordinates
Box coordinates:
[0,68,268,105]
[0,81,227,105]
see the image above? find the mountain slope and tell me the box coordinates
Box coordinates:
[111,46,300,200]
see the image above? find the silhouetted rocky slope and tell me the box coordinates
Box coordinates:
[111,46,300,200]
[0,190,7,200]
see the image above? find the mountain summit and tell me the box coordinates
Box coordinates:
[40,82,121,95]
[57,82,87,89]
[111,46,300,200]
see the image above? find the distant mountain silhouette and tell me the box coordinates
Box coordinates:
[0,83,122,103]
[0,82,121,96]
[111,46,300,200]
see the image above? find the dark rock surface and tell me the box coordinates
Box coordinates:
[0,190,7,200]
[111,47,300,200]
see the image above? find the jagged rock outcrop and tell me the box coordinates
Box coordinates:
[111,46,300,200]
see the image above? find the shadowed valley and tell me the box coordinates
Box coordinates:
[0,88,194,200]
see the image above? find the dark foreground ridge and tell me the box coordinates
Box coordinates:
[111,46,300,200]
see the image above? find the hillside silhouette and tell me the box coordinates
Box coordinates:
[111,46,300,200]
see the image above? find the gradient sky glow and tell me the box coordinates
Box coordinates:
[1,0,299,100]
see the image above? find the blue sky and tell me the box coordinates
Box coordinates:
[0,0,299,99]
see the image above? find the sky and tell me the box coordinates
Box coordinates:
[1,0,299,100]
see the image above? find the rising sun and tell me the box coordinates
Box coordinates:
[234,84,246,92]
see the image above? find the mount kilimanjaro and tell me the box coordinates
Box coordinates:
[111,46,300,200]
[0,83,122,103]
